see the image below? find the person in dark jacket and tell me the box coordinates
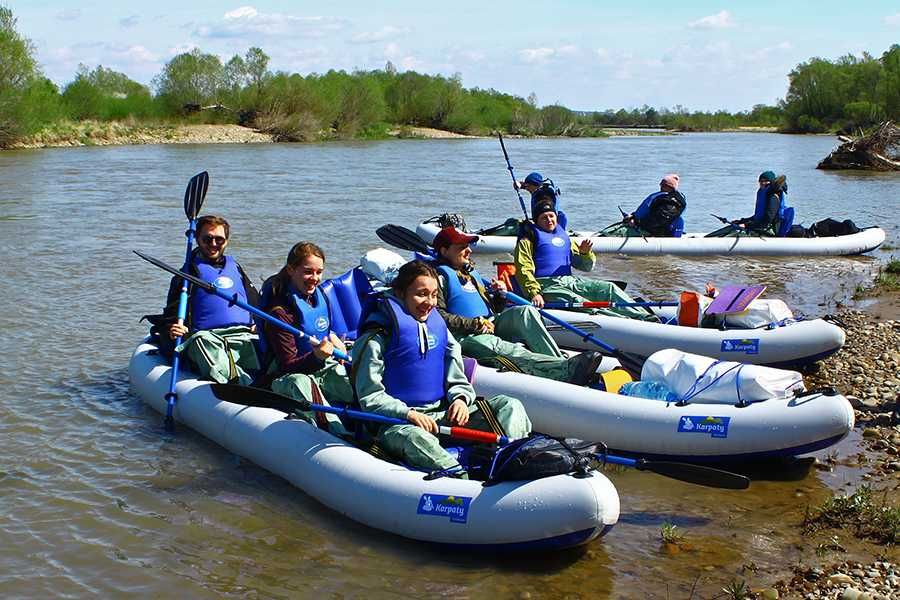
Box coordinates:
[156,214,260,384]
[602,174,686,237]
[259,241,353,434]
[707,171,789,237]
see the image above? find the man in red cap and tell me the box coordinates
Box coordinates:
[431,226,604,386]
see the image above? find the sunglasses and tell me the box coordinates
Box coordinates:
[201,234,227,245]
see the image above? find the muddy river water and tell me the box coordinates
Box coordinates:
[0,133,897,597]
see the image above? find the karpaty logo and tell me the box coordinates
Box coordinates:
[426,333,438,350]
[417,494,472,523]
[721,338,759,354]
[551,236,565,247]
[213,276,234,289]
[677,415,731,438]
[315,316,329,332]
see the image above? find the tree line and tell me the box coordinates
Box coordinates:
[1,4,897,148]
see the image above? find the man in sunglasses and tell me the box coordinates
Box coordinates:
[155,215,261,384]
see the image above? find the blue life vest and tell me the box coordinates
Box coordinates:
[437,265,492,319]
[633,191,664,221]
[380,295,448,407]
[528,223,572,277]
[753,186,787,225]
[190,255,252,331]
[289,286,332,354]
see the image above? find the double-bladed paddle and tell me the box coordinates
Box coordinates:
[208,383,749,489]
[498,132,530,221]
[164,171,210,431]
[710,213,767,241]
[374,224,646,377]
[135,250,351,363]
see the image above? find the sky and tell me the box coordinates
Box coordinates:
[6,1,900,112]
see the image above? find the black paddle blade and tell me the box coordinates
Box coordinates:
[133,250,214,292]
[183,171,209,220]
[637,459,750,490]
[210,383,299,413]
[375,224,432,254]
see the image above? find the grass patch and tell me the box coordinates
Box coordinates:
[803,484,900,544]
[659,521,684,544]
[720,579,752,600]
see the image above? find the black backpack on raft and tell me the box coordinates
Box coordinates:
[461,435,598,485]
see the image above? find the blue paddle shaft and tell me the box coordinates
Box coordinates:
[165,218,198,419]
[484,277,620,356]
[204,283,351,363]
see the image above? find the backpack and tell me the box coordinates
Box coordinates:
[474,435,598,485]
[809,218,860,237]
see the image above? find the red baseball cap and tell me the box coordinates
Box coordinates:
[433,227,479,251]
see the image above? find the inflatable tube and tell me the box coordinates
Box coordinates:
[417,222,886,257]
[469,365,854,462]
[543,309,845,367]
[129,342,619,550]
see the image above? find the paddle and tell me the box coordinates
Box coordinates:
[374,224,645,377]
[209,383,508,444]
[209,383,749,489]
[618,205,648,242]
[498,132,530,221]
[163,171,209,431]
[710,213,766,241]
[134,250,352,363]
[543,300,677,309]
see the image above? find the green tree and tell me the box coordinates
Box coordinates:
[153,48,225,114]
[0,5,46,145]
[244,47,270,101]
[62,64,152,120]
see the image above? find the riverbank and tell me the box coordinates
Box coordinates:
[759,287,900,599]
[10,121,682,149]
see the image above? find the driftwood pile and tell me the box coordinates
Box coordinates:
[817,121,900,170]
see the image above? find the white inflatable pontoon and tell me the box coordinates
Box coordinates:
[542,308,845,367]
[469,363,854,462]
[129,341,620,551]
[417,221,886,257]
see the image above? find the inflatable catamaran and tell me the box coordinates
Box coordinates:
[416,220,886,257]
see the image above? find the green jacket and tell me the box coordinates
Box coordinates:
[513,236,596,298]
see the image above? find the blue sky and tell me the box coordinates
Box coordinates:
[7,1,900,111]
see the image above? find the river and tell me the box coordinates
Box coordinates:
[0,133,897,597]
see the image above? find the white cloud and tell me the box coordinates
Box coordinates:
[351,26,411,44]
[688,10,735,30]
[168,43,198,56]
[520,45,578,64]
[56,8,81,21]
[225,6,258,20]
[120,15,140,28]
[112,45,158,63]
[195,7,347,39]
[886,13,900,26]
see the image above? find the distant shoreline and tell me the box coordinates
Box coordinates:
[9,122,790,150]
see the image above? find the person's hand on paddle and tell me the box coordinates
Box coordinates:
[489,277,508,296]
[531,293,545,308]
[166,322,189,340]
[447,397,470,426]
[577,238,594,254]
[312,333,345,361]
[407,409,439,434]
[476,317,494,334]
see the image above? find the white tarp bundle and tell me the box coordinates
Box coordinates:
[359,247,407,284]
[641,348,806,404]
[714,298,794,329]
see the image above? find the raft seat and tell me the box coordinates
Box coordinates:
[320,267,374,341]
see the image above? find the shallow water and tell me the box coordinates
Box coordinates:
[0,134,897,597]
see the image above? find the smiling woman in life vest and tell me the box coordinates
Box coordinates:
[155,214,260,385]
[259,241,354,434]
[513,190,656,321]
[351,260,532,475]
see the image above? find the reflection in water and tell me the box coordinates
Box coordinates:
[0,136,896,596]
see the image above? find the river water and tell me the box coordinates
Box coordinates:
[0,134,897,598]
